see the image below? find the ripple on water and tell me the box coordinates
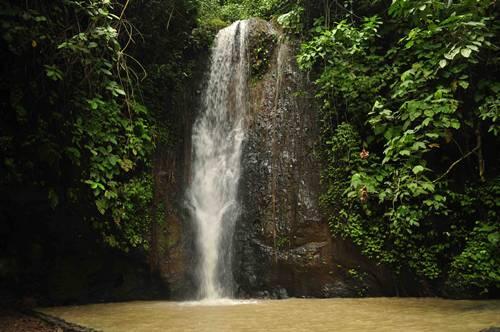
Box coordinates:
[179,298,259,307]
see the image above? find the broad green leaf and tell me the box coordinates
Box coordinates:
[412,165,424,174]
[487,233,499,245]
[459,81,469,89]
[450,119,461,129]
[445,47,460,60]
[461,48,472,58]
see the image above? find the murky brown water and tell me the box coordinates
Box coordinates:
[40,298,500,332]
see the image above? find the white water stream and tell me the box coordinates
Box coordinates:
[187,20,249,300]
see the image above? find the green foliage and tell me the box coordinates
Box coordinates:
[192,0,303,53]
[249,32,277,80]
[277,6,304,34]
[94,175,154,250]
[347,268,369,296]
[0,0,163,251]
[446,179,500,293]
[196,0,299,31]
[127,0,200,147]
[300,0,500,293]
[448,221,500,293]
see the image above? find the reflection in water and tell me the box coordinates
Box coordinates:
[40,298,500,332]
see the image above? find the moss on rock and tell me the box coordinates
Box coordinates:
[248,28,277,80]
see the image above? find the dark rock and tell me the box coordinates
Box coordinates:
[148,37,206,300]
[234,18,395,298]
[321,281,357,298]
[255,291,265,298]
[277,287,288,299]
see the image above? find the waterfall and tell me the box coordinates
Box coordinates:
[188,20,249,300]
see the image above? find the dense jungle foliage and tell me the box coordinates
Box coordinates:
[293,0,499,295]
[1,0,498,299]
[0,0,199,252]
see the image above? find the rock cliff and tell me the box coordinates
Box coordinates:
[153,18,396,299]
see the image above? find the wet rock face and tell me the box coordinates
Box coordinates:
[235,18,333,297]
[234,19,393,298]
[150,57,204,300]
[151,120,197,299]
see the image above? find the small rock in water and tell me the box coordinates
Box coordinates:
[255,291,265,298]
[277,287,288,299]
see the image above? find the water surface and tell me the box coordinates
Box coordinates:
[40,298,500,332]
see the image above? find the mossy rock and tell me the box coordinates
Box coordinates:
[247,21,278,80]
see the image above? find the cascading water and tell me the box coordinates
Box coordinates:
[187,20,249,300]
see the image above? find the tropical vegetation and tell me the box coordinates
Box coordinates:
[1,0,498,298]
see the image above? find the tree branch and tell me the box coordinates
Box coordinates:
[433,145,480,183]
